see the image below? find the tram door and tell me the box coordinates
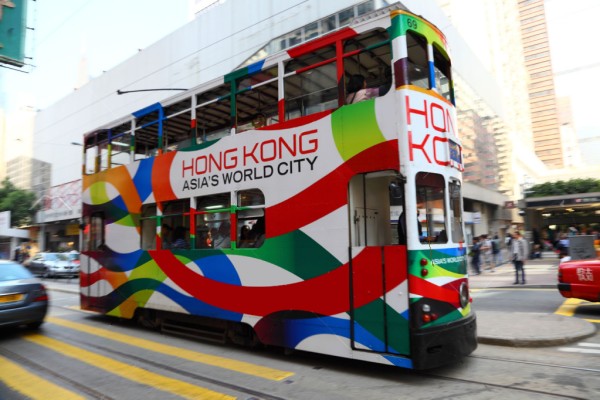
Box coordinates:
[349,173,410,355]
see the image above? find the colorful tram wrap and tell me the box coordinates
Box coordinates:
[80,7,476,370]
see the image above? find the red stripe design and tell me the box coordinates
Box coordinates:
[268,140,399,238]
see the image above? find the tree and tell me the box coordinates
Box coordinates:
[529,178,600,197]
[0,177,39,227]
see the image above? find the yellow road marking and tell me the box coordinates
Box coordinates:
[24,334,234,400]
[554,298,587,317]
[0,355,85,400]
[48,316,294,381]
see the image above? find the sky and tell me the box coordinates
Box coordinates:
[0,0,191,111]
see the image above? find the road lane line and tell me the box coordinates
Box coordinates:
[554,298,586,316]
[558,347,600,355]
[578,343,600,348]
[48,316,294,381]
[23,334,235,400]
[0,355,85,400]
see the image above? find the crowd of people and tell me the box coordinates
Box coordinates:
[470,225,600,284]
[469,231,529,284]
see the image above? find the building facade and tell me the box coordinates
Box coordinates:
[6,156,51,198]
[518,0,563,169]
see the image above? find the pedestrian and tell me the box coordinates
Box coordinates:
[470,236,482,275]
[481,234,495,272]
[492,234,502,266]
[511,231,528,285]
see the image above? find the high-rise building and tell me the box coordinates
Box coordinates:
[518,0,563,169]
[5,156,51,198]
[437,0,534,199]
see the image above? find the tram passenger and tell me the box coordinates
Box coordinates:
[250,217,266,248]
[252,113,266,129]
[346,74,378,104]
[238,225,253,248]
[378,67,392,96]
[213,223,231,249]
[171,226,189,249]
[397,212,406,245]
[161,224,173,249]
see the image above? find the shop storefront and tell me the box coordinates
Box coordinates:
[34,180,82,252]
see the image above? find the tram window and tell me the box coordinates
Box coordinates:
[163,99,194,152]
[161,199,190,249]
[236,189,265,248]
[284,62,337,119]
[110,130,132,168]
[99,141,109,171]
[406,31,429,89]
[86,213,105,251]
[449,180,465,243]
[140,204,157,250]
[389,176,405,245]
[84,135,97,175]
[196,83,231,142]
[134,109,161,161]
[195,192,231,249]
[236,66,279,132]
[284,44,338,120]
[343,28,391,103]
[415,172,447,243]
[89,129,109,172]
[433,45,454,104]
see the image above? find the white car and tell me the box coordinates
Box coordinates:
[27,252,79,278]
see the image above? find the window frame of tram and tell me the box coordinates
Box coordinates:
[84,212,105,251]
[195,192,232,249]
[406,30,429,89]
[342,28,392,103]
[160,199,191,250]
[415,172,447,244]
[432,44,454,104]
[448,179,465,243]
[236,189,266,249]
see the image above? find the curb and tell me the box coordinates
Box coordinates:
[476,311,597,347]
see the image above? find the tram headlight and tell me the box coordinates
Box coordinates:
[459,281,469,309]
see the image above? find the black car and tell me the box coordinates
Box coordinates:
[0,260,48,329]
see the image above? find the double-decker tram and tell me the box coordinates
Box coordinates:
[80,5,477,369]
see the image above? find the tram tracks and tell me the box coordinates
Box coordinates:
[417,371,590,400]
[412,353,599,400]
[469,353,600,373]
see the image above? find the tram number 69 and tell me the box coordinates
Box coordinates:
[407,18,418,30]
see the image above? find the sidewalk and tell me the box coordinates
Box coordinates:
[470,252,597,346]
[469,252,558,289]
[42,255,597,348]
